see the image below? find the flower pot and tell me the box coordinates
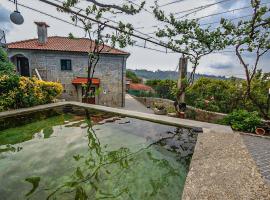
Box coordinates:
[255,128,266,135]
[177,112,185,119]
[82,97,95,104]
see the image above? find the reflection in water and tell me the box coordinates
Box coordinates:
[42,114,180,199]
[0,110,198,200]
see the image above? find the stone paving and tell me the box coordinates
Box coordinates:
[242,134,270,184]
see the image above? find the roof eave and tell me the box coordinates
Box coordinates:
[7,47,130,56]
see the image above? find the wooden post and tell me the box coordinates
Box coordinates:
[177,55,188,103]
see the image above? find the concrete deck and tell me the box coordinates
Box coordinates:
[1,102,269,199]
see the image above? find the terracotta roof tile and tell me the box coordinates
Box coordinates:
[7,36,129,55]
[129,83,154,91]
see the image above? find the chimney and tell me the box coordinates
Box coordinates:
[35,22,49,45]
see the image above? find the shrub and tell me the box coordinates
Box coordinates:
[0,76,63,111]
[222,110,262,132]
[146,79,176,100]
[0,47,15,75]
[185,77,244,114]
[153,103,165,110]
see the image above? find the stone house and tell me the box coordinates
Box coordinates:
[7,22,129,107]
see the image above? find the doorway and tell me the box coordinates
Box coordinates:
[17,57,30,77]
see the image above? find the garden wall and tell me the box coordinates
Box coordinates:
[132,96,227,123]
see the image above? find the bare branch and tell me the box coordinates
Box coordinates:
[85,0,145,15]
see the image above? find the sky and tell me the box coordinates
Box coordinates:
[0,0,269,78]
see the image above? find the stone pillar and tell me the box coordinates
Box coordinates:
[177,56,188,103]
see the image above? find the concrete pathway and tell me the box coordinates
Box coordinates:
[183,129,270,200]
[124,94,154,114]
[242,134,270,184]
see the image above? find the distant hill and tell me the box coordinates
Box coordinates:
[128,69,227,80]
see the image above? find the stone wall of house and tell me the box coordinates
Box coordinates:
[133,96,227,123]
[8,49,127,107]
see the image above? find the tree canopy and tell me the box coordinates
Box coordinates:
[221,0,270,118]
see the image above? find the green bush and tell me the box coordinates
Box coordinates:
[0,75,63,111]
[146,79,176,100]
[145,75,269,119]
[185,77,244,113]
[0,47,15,75]
[222,110,262,132]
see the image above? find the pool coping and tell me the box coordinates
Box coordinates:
[1,102,269,199]
[0,101,232,133]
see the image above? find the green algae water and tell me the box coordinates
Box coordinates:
[0,110,198,200]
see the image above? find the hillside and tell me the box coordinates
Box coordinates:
[129,69,227,80]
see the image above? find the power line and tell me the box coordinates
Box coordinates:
[145,13,253,34]
[144,0,235,29]
[6,0,177,54]
[38,0,187,54]
[143,1,269,31]
[101,33,172,53]
[159,0,187,7]
[53,0,163,43]
[174,0,233,15]
[200,14,252,26]
[133,43,170,53]
[141,0,236,30]
[7,0,85,29]
[192,1,270,21]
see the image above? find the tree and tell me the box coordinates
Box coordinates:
[57,0,145,108]
[0,47,16,75]
[126,70,142,83]
[246,71,270,118]
[221,0,270,118]
[68,32,76,39]
[152,3,231,109]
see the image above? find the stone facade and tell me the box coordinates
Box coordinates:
[8,49,128,108]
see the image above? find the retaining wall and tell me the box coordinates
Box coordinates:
[132,96,227,123]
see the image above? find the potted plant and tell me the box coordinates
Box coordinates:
[153,103,167,115]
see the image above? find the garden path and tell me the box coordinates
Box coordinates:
[242,134,270,184]
[124,94,154,114]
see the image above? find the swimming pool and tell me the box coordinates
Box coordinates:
[0,108,199,199]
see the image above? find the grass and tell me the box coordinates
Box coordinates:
[0,114,73,145]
